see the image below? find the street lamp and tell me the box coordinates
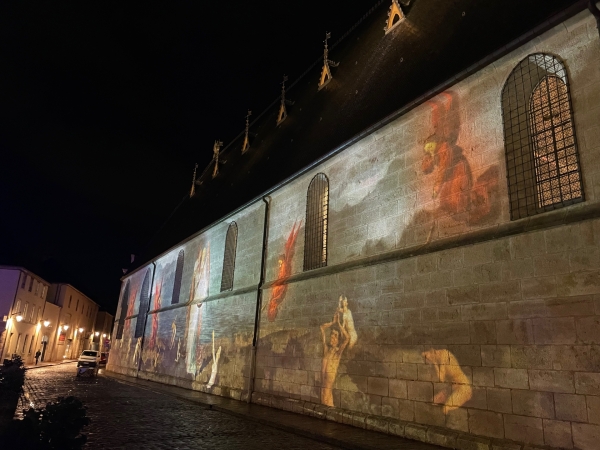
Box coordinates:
[95,332,99,337]
[79,327,84,333]
[102,334,106,338]
[63,325,69,330]
[15,314,23,322]
[43,320,50,327]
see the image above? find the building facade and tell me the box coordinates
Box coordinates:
[93,311,114,352]
[108,4,600,450]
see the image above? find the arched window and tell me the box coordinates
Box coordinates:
[172,249,185,304]
[135,269,152,338]
[502,53,583,220]
[116,281,130,340]
[304,173,329,271]
[220,222,238,292]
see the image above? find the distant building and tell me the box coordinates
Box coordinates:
[93,311,114,352]
[0,266,110,363]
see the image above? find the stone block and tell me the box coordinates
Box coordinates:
[456,435,491,450]
[528,369,574,393]
[507,300,547,319]
[504,414,544,446]
[418,363,440,382]
[474,367,495,387]
[546,295,594,317]
[365,414,389,433]
[487,388,512,413]
[494,368,529,389]
[432,322,471,344]
[448,285,481,305]
[521,277,557,299]
[434,383,452,405]
[396,362,418,380]
[572,423,600,450]
[414,401,445,427]
[439,306,462,321]
[389,378,408,399]
[496,319,534,344]
[576,316,600,344]
[482,345,511,368]
[512,389,554,418]
[586,395,600,427]
[556,271,600,297]
[533,252,570,277]
[479,281,521,303]
[512,231,546,259]
[404,423,428,442]
[445,405,469,432]
[532,317,576,344]
[468,409,505,439]
[407,380,433,402]
[367,376,389,396]
[388,418,406,437]
[543,419,573,449]
[459,385,487,409]
[440,364,473,385]
[426,427,458,447]
[555,393,588,422]
[449,345,482,366]
[464,243,494,267]
[470,321,497,344]
[510,345,554,369]
[462,303,508,321]
[502,258,534,280]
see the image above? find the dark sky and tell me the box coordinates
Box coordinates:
[0,0,380,312]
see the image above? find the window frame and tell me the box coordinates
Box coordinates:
[303,173,330,271]
[220,222,238,292]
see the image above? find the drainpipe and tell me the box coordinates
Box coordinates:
[591,1,600,37]
[247,196,270,403]
[136,262,156,377]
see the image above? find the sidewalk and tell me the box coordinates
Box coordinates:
[25,359,76,370]
[104,371,443,450]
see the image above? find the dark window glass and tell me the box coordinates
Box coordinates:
[220,222,238,292]
[116,281,130,340]
[172,249,185,304]
[134,269,152,338]
[303,173,329,271]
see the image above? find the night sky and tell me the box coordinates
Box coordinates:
[0,0,379,312]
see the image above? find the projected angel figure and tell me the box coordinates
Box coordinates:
[320,309,350,406]
[206,330,222,389]
[337,295,357,348]
[185,244,210,375]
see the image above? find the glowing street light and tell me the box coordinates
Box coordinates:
[43,320,50,327]
[102,334,106,338]
[15,315,23,322]
[79,327,84,333]
[95,331,99,337]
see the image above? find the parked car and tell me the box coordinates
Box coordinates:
[76,350,100,376]
[99,352,108,365]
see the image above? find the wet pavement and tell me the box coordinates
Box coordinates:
[19,363,339,449]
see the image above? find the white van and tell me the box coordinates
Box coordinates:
[76,350,100,376]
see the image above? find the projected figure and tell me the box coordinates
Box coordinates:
[266,221,301,321]
[186,244,210,375]
[320,310,350,406]
[206,330,222,389]
[422,348,472,406]
[338,295,357,349]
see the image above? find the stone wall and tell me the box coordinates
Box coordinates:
[107,9,600,450]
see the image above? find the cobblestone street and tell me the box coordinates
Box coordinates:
[19,363,339,450]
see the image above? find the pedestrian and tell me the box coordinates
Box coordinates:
[35,349,41,365]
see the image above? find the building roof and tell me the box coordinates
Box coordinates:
[134,0,585,270]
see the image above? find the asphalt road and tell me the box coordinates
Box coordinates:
[19,363,339,449]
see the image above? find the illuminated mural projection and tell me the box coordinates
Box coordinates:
[206,330,222,389]
[186,243,210,377]
[266,221,301,321]
[409,91,500,242]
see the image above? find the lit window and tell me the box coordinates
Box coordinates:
[304,173,329,271]
[502,54,583,220]
[220,222,238,292]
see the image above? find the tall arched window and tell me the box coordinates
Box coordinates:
[116,281,130,340]
[172,249,185,304]
[220,222,238,292]
[304,173,329,271]
[134,269,152,338]
[502,53,583,220]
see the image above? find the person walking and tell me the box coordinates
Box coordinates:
[34,349,41,365]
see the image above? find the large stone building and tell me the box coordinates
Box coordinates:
[107,2,600,449]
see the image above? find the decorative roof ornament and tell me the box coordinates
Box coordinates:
[189,163,198,198]
[318,32,339,91]
[211,140,224,178]
[241,109,252,154]
[277,75,294,125]
[384,0,405,34]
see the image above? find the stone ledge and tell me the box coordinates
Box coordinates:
[250,391,574,450]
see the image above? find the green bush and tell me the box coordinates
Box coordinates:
[0,355,26,394]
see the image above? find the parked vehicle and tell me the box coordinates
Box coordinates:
[76,350,100,377]
[99,352,108,365]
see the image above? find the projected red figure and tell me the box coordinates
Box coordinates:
[418,92,499,240]
[266,221,301,322]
